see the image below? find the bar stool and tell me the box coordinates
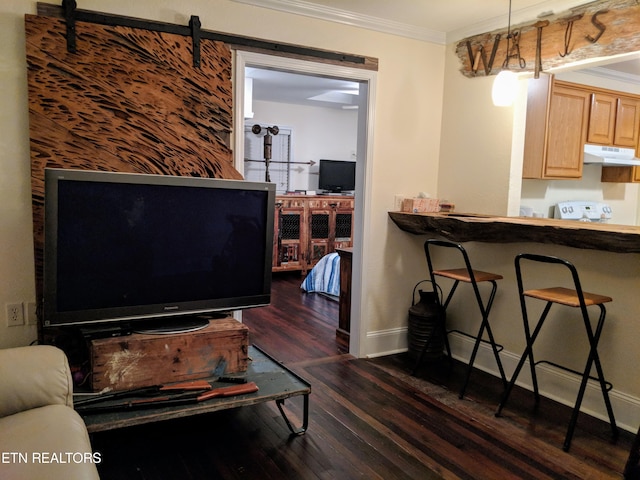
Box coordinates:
[413,239,508,399]
[495,253,618,451]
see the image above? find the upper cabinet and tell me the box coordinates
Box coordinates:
[595,93,640,183]
[523,75,640,181]
[522,76,590,179]
[587,93,616,145]
[588,93,640,148]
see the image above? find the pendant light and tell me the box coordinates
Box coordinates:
[492,0,518,106]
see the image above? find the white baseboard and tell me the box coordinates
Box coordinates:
[365,327,640,433]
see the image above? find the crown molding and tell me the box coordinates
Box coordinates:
[447,0,592,43]
[580,66,640,85]
[232,0,595,45]
[230,0,446,44]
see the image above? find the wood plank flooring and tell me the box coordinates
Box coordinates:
[91,272,635,479]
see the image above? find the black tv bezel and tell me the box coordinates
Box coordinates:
[43,168,275,328]
[318,159,356,193]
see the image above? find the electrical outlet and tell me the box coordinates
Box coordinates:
[6,303,24,327]
[26,302,38,325]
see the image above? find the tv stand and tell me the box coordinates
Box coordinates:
[319,191,353,196]
[79,323,132,340]
[88,317,248,392]
[133,314,222,335]
[79,345,310,435]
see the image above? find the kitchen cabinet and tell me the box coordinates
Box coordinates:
[272,195,354,273]
[588,93,640,148]
[522,76,590,179]
[595,92,640,183]
[600,166,640,183]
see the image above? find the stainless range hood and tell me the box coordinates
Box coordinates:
[584,144,640,166]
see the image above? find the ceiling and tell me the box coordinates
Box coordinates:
[233,0,591,44]
[241,0,640,109]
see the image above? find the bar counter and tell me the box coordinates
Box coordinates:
[388,212,640,253]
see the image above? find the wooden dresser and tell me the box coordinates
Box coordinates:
[273,195,354,274]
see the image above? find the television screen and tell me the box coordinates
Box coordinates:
[43,168,275,329]
[318,159,356,193]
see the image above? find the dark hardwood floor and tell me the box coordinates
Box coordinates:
[92,272,635,479]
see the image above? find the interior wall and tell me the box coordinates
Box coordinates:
[250,99,358,192]
[437,42,515,215]
[0,0,445,351]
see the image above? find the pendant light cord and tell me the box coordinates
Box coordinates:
[502,0,512,69]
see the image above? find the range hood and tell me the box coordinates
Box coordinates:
[584,144,640,166]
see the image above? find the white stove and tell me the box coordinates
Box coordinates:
[554,201,612,222]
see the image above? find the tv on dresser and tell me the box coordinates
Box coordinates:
[43,168,275,334]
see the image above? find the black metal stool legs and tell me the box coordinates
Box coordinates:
[564,304,618,451]
[459,279,508,399]
[495,301,551,418]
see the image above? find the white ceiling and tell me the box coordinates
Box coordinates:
[241,0,640,109]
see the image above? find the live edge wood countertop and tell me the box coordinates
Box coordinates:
[388,212,640,254]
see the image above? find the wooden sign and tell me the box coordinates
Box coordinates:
[456,0,640,78]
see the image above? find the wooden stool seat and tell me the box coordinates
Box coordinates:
[524,287,612,307]
[434,269,503,283]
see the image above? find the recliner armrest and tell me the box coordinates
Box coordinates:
[0,345,74,418]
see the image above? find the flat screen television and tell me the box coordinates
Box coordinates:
[318,159,356,194]
[43,168,275,332]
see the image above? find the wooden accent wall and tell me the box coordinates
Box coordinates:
[26,13,240,304]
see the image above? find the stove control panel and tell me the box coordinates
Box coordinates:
[554,201,612,222]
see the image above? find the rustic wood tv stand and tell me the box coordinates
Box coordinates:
[78,345,311,436]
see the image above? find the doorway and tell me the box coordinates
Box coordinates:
[233,51,376,357]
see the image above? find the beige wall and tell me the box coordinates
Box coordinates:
[0,1,445,353]
[438,42,516,216]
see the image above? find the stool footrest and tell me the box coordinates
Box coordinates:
[448,329,504,353]
[534,359,613,392]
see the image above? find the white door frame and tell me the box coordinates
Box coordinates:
[233,50,376,358]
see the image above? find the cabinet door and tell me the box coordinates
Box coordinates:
[587,93,616,145]
[308,208,331,267]
[614,97,640,147]
[544,85,590,178]
[273,204,306,272]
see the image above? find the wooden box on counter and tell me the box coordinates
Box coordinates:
[88,317,249,392]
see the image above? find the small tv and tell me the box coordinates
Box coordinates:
[318,159,356,194]
[43,168,275,331]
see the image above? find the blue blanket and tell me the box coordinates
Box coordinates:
[300,252,340,297]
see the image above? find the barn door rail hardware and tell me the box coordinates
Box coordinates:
[189,15,201,68]
[52,1,368,68]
